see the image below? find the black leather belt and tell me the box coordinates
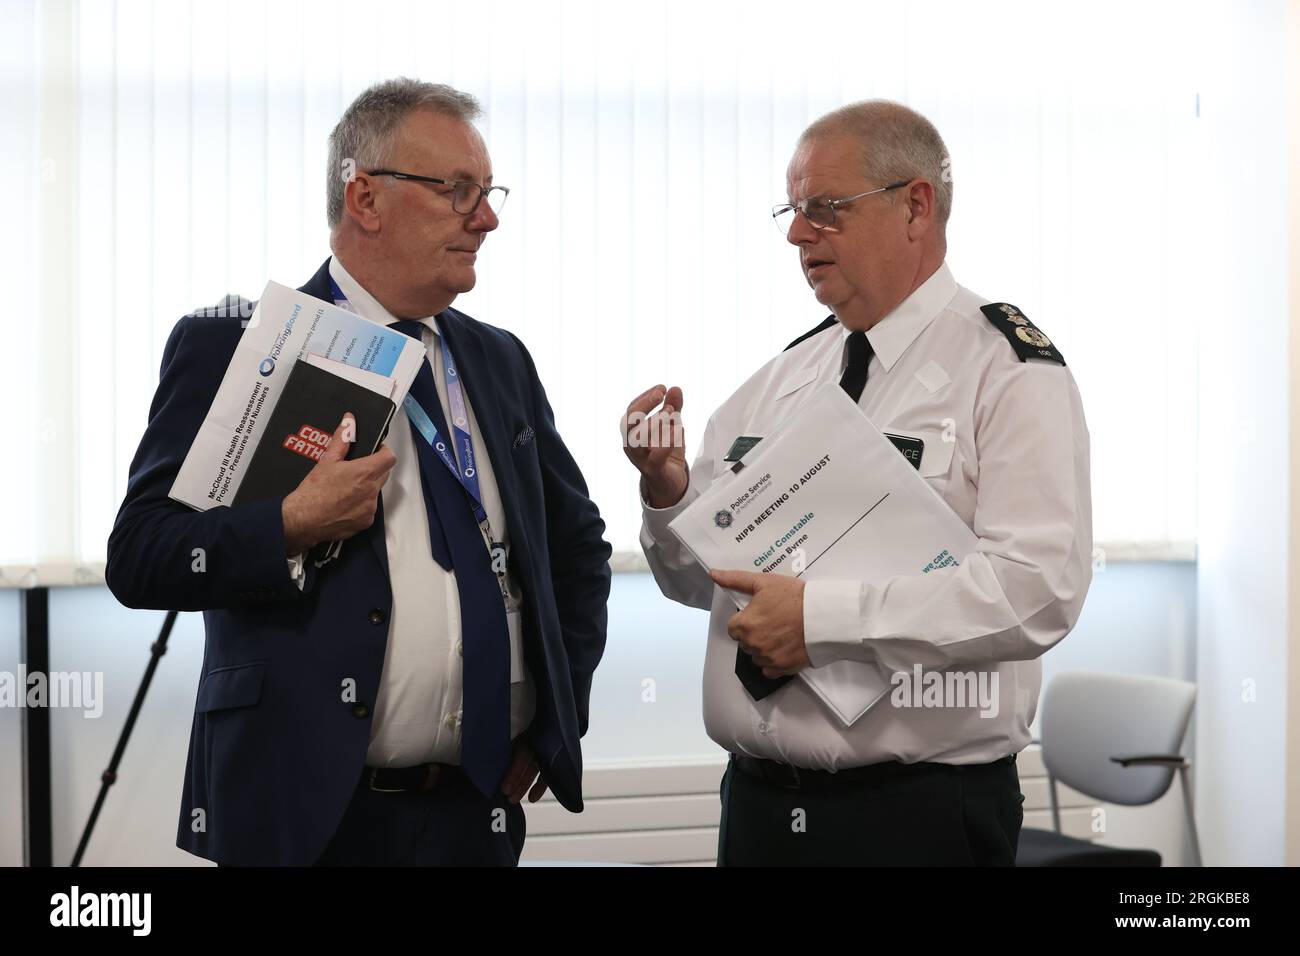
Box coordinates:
[731,752,1015,793]
[362,762,461,793]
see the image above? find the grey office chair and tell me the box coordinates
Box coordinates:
[1016,671,1199,867]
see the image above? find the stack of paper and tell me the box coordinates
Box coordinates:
[668,384,979,726]
[169,281,425,512]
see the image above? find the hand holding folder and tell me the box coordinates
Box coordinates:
[668,384,980,725]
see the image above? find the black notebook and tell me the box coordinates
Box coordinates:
[232,358,397,508]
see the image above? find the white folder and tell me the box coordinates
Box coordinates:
[668,384,979,725]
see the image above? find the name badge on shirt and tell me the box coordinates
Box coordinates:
[724,435,763,472]
[884,433,925,470]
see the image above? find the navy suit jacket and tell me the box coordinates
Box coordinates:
[106,260,612,865]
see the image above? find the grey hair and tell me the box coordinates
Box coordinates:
[800,100,953,234]
[326,77,482,229]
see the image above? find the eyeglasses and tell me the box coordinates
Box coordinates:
[771,180,912,234]
[366,169,510,216]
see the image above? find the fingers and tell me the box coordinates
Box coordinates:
[624,384,669,454]
[508,760,539,804]
[623,386,659,461]
[731,631,775,669]
[320,414,355,463]
[711,568,761,594]
[527,775,549,803]
[500,747,529,802]
[727,610,782,669]
[501,745,542,805]
[623,384,685,448]
[361,443,397,478]
[625,384,667,420]
[649,397,684,458]
[733,635,785,674]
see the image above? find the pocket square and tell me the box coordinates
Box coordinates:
[512,425,536,449]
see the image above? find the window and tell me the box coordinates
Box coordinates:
[1,0,1209,585]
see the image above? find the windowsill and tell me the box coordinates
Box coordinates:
[0,541,1197,588]
[610,541,1196,573]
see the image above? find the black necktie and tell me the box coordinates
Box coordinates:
[839,329,872,402]
[734,329,873,701]
[389,319,512,796]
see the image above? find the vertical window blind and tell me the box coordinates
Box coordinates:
[2,0,1212,586]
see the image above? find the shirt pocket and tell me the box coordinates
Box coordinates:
[710,370,819,481]
[775,365,819,401]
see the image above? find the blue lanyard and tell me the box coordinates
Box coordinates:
[327,277,489,528]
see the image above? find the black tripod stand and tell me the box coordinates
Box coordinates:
[71,609,179,867]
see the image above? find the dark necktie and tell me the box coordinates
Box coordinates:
[389,320,512,796]
[839,329,872,402]
[734,329,873,701]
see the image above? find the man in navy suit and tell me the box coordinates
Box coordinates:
[106,78,612,866]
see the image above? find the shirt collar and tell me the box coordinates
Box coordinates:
[327,255,442,338]
[847,261,959,373]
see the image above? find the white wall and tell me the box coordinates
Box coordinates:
[0,590,21,866]
[1193,0,1293,867]
[1288,0,1300,869]
[0,565,1195,866]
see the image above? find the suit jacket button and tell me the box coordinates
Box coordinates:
[368,608,385,625]
[352,703,370,719]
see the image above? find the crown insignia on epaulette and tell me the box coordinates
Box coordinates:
[999,303,1030,326]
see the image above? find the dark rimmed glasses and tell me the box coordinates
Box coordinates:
[366,169,510,216]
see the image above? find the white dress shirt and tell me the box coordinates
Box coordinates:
[292,257,535,768]
[641,262,1092,770]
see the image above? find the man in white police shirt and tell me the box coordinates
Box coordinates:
[623,100,1092,866]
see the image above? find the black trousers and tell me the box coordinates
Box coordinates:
[717,753,1024,866]
[313,766,526,866]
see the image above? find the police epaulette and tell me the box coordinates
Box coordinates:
[980,303,1065,365]
[784,315,839,352]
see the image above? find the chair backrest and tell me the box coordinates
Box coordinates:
[1040,671,1196,806]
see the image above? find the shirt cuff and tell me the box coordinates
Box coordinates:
[803,579,871,667]
[639,475,693,543]
[286,553,306,591]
